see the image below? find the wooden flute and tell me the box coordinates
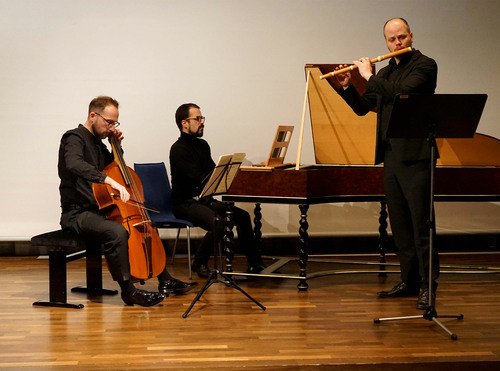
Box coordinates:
[319,47,412,79]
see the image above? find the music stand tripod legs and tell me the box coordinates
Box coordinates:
[183,213,266,318]
[374,124,463,340]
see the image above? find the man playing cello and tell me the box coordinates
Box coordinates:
[58,96,196,306]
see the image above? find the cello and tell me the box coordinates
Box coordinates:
[92,132,166,280]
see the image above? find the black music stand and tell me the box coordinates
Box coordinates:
[183,154,266,318]
[373,93,487,340]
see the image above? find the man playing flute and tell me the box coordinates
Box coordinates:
[335,18,439,310]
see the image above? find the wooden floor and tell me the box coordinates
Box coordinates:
[1,253,500,370]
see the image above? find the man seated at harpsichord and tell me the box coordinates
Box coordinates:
[169,103,265,278]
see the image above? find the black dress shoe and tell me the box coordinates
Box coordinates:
[416,288,436,310]
[377,282,420,298]
[121,288,165,307]
[246,264,266,274]
[159,278,198,295]
[191,261,211,278]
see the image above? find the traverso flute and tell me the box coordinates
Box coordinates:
[319,47,412,79]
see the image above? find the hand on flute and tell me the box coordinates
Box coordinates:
[336,58,373,88]
[352,57,373,81]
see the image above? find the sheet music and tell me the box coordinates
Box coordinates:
[215,152,245,194]
[199,153,246,199]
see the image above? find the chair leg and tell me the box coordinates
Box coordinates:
[187,226,192,280]
[170,229,182,265]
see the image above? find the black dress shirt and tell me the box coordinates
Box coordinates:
[58,124,113,212]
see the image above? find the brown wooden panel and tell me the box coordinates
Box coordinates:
[435,167,500,195]
[229,166,500,199]
[437,134,500,166]
[229,167,385,198]
[306,66,377,165]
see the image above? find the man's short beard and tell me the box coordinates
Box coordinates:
[190,127,204,137]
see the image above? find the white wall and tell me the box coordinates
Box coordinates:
[1,0,499,239]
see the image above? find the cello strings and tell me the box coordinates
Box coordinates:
[110,134,153,238]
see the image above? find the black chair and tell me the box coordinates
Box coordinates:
[134,162,198,279]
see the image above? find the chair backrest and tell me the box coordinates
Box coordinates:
[133,162,175,221]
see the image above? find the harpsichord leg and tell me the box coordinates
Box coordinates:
[378,201,389,277]
[253,203,263,256]
[297,204,310,291]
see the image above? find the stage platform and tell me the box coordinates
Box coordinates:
[1,253,499,370]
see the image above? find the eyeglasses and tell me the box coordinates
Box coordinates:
[95,112,120,128]
[185,116,205,123]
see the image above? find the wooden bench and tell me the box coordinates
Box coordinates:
[31,230,118,309]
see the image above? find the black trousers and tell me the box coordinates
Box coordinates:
[383,149,440,290]
[173,198,263,267]
[61,209,131,282]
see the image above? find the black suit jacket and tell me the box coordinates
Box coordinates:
[339,49,438,164]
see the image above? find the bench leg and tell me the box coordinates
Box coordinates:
[33,249,84,309]
[71,248,118,296]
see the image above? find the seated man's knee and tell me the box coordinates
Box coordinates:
[116,226,129,243]
[102,223,129,252]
